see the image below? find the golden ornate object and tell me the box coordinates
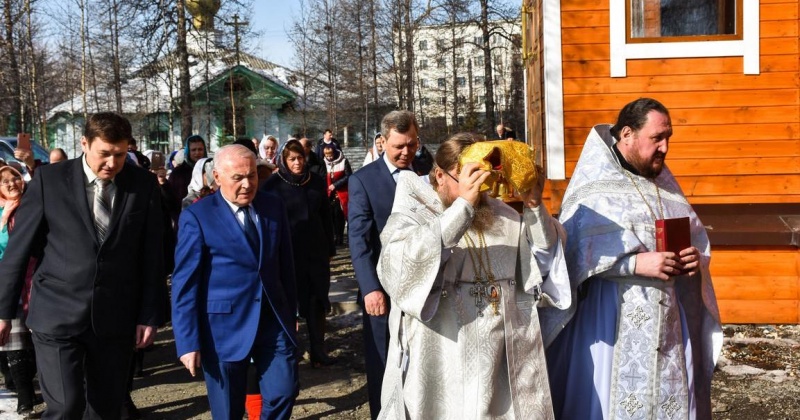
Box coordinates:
[458,140,537,201]
[185,0,221,31]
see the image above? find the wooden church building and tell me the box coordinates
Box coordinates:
[45,2,300,157]
[522,0,800,323]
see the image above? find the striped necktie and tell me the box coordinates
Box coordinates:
[94,179,112,243]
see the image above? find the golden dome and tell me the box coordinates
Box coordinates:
[185,0,221,31]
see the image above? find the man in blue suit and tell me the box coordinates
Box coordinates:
[348,110,420,419]
[172,144,298,419]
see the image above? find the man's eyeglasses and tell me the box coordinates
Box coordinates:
[445,171,459,183]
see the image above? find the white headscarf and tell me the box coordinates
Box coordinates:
[259,135,279,163]
[187,157,213,194]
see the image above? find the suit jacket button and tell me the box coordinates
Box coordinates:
[255,298,261,302]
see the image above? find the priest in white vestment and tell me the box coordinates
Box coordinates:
[376,133,571,419]
[547,98,722,420]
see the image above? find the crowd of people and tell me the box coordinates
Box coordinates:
[0,98,719,420]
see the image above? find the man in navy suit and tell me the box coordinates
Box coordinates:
[348,110,420,419]
[172,144,298,419]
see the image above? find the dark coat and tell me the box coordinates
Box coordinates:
[166,162,193,224]
[261,172,335,317]
[306,152,327,179]
[0,158,165,337]
[167,162,193,201]
[414,145,434,176]
[315,138,341,159]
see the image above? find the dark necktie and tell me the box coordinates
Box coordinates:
[93,179,112,243]
[239,207,260,255]
[392,168,409,183]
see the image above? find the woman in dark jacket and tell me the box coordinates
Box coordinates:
[260,139,337,367]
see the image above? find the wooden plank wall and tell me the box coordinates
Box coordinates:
[555,0,800,207]
[711,246,800,323]
[541,1,800,324]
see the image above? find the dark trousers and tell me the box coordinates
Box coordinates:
[307,295,328,362]
[362,308,389,420]
[32,329,134,420]
[6,349,36,409]
[331,201,346,246]
[201,305,299,420]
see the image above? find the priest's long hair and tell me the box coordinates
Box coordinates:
[429,132,480,188]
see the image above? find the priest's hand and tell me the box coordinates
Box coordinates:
[458,163,492,207]
[521,165,546,208]
[678,246,701,276]
[364,290,388,317]
[634,251,684,281]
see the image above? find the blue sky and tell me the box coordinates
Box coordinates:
[251,2,297,68]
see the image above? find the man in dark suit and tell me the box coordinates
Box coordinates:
[300,137,327,179]
[0,112,165,419]
[347,110,419,419]
[314,129,340,159]
[171,144,298,419]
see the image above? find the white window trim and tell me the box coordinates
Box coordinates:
[609,0,760,77]
[542,0,566,180]
[541,0,760,180]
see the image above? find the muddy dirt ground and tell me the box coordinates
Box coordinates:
[101,321,800,419]
[13,250,800,419]
[13,317,800,419]
[17,318,795,419]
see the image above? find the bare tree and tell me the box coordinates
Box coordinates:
[108,0,122,112]
[381,0,436,113]
[474,0,519,133]
[23,0,45,140]
[3,0,22,130]
[176,0,192,138]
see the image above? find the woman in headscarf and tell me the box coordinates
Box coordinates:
[167,149,183,176]
[181,157,216,209]
[322,144,352,246]
[362,132,384,167]
[0,166,37,416]
[260,140,337,367]
[166,135,208,215]
[258,135,279,166]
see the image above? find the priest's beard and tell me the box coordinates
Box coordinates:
[439,191,496,232]
[628,147,665,179]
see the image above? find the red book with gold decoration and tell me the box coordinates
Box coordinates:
[655,217,691,255]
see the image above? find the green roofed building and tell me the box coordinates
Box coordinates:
[46,6,303,157]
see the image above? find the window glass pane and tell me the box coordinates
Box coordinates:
[630,0,737,38]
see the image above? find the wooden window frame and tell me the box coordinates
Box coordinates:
[609,0,760,77]
[626,0,743,44]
